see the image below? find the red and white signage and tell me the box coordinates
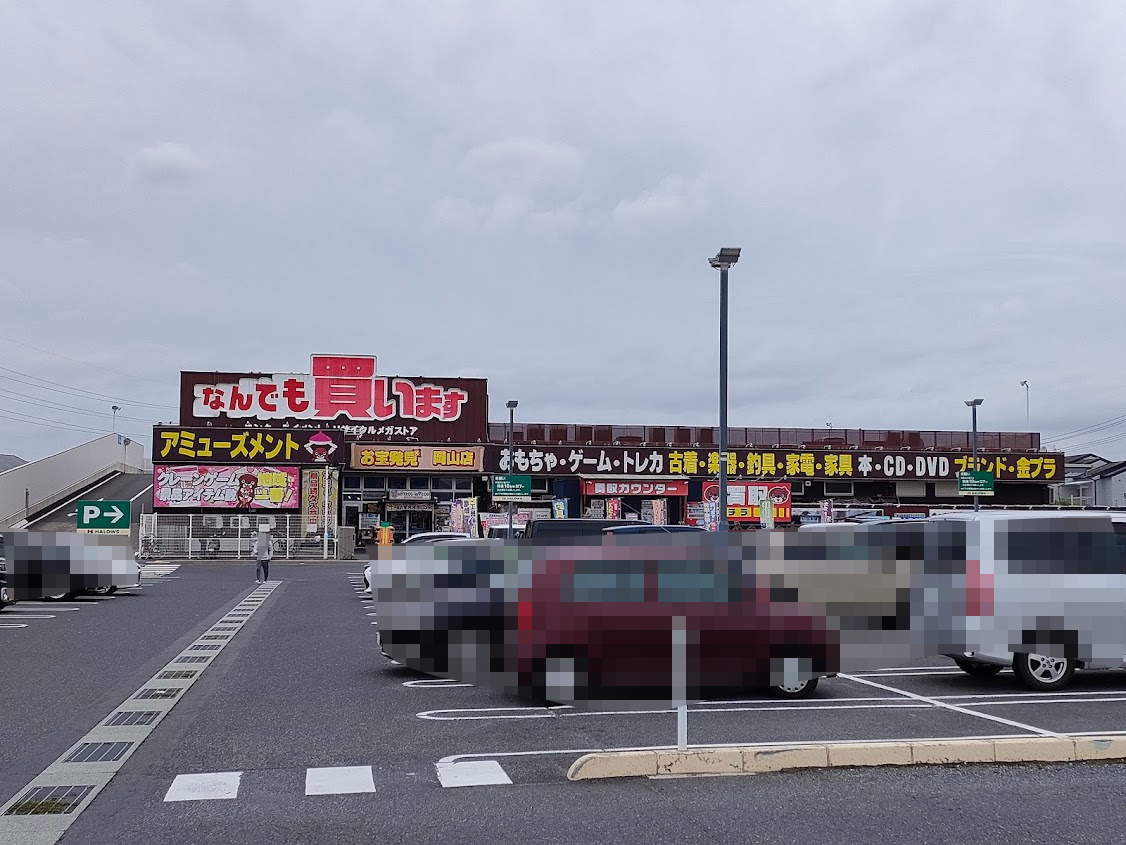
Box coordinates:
[581,480,688,497]
[695,481,793,524]
[191,355,470,423]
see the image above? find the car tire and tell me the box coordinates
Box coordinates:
[773,677,819,699]
[90,586,118,596]
[953,658,1004,677]
[46,592,75,602]
[534,648,590,705]
[1012,652,1075,691]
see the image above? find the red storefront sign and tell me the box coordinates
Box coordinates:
[581,480,688,497]
[695,481,793,524]
[179,355,488,443]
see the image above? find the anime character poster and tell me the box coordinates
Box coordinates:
[153,465,300,509]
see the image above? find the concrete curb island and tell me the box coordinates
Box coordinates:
[566,737,1126,781]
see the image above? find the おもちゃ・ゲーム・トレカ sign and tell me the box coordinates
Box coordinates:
[486,446,1063,482]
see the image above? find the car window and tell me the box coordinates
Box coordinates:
[656,561,731,603]
[564,561,646,603]
[1115,524,1126,558]
[1000,524,1124,575]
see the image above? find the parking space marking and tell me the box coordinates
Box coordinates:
[0,624,28,629]
[839,673,1063,737]
[0,581,280,842]
[417,700,930,721]
[403,679,473,689]
[164,772,242,802]
[305,766,377,796]
[436,760,513,788]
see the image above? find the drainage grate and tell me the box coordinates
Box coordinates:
[5,785,94,815]
[157,670,198,680]
[211,626,238,632]
[106,710,159,727]
[134,688,180,700]
[175,656,210,664]
[189,644,221,651]
[200,635,230,641]
[64,742,133,764]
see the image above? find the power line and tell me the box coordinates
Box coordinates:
[0,389,159,424]
[0,408,151,440]
[1044,413,1126,443]
[0,334,166,385]
[0,367,177,410]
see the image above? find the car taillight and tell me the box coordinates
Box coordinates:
[965,560,993,617]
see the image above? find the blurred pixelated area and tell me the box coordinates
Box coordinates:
[370,518,1126,711]
[0,532,138,600]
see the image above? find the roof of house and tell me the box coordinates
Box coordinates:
[1076,458,1126,481]
[1066,453,1110,465]
[0,454,27,473]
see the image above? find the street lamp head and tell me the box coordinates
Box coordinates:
[1020,380,1028,388]
[708,247,741,269]
[964,398,984,407]
[506,400,518,410]
[112,405,121,412]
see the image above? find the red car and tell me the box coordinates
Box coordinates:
[512,550,840,706]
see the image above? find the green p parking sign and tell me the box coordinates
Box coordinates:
[77,500,132,534]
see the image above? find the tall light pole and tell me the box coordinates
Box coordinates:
[1020,380,1029,430]
[506,400,518,537]
[965,398,984,512]
[709,248,740,534]
[111,405,121,433]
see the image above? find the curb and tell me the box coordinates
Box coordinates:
[566,736,1126,781]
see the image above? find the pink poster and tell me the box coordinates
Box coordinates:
[607,498,621,519]
[153,465,301,509]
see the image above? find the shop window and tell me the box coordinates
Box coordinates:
[343,476,361,490]
[409,476,430,490]
[363,476,385,490]
[387,476,407,489]
[532,477,549,493]
[433,492,453,503]
[431,477,453,491]
[824,481,854,497]
[343,493,362,503]
[454,478,474,493]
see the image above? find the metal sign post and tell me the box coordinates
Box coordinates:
[323,467,331,560]
[673,615,688,751]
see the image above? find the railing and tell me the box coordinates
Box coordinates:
[0,435,148,528]
[139,513,338,560]
[487,423,1042,452]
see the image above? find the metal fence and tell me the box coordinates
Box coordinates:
[139,513,338,560]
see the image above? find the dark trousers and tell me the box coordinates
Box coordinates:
[256,559,270,582]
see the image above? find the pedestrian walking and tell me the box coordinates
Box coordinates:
[252,530,275,583]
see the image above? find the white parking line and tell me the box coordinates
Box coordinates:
[305,766,376,796]
[436,760,512,788]
[839,673,1062,738]
[403,679,473,689]
[0,624,28,629]
[417,701,929,721]
[164,772,242,802]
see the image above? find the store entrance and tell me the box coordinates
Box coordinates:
[386,509,434,542]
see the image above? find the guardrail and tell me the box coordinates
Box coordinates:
[0,435,148,528]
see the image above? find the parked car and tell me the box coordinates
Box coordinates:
[487,524,525,539]
[602,524,707,535]
[399,531,470,545]
[0,538,10,609]
[927,510,1126,691]
[523,518,639,538]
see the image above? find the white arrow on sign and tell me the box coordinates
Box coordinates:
[105,505,124,523]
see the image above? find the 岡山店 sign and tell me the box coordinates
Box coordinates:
[77,500,131,534]
[487,446,1063,482]
[155,427,344,465]
[349,444,484,472]
[958,470,995,496]
[493,475,532,497]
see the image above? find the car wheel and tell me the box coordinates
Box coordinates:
[1013,652,1075,691]
[46,592,75,601]
[953,658,1004,677]
[535,649,590,705]
[773,677,819,699]
[90,586,117,596]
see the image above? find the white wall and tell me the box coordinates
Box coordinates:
[0,434,147,527]
[1096,473,1126,508]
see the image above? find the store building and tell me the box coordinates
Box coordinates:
[152,354,1066,542]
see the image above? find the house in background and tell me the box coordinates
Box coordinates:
[1052,455,1126,507]
[0,454,27,473]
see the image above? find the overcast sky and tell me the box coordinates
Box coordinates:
[2,0,1125,463]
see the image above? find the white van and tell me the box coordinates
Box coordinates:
[926,510,1126,691]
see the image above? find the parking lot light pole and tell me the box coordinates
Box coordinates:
[965,398,984,512]
[111,405,120,433]
[1020,380,1030,429]
[709,247,741,534]
[506,400,518,537]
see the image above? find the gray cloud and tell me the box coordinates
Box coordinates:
[1,0,1125,463]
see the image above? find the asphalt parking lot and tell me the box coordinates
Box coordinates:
[4,562,1126,845]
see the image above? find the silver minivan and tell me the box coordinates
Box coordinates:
[927,510,1126,691]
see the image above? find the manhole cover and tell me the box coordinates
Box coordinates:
[65,742,133,764]
[5,785,94,815]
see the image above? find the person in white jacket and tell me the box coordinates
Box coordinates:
[251,530,275,583]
